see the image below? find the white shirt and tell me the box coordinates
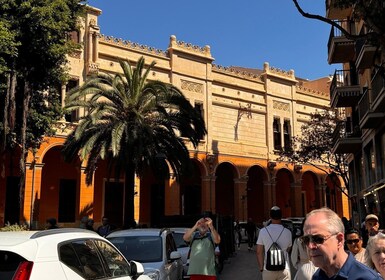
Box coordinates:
[257,223,292,270]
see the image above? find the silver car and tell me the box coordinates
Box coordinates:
[107,228,183,280]
[171,228,190,276]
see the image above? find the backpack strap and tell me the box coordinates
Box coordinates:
[266,226,285,243]
[190,231,215,248]
[188,231,215,259]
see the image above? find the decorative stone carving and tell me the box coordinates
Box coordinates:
[181,80,203,93]
[273,100,290,112]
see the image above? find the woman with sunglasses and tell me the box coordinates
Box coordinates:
[302,207,381,280]
[291,219,317,280]
[345,228,368,265]
[366,232,385,278]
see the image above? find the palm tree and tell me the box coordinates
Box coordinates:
[62,57,207,228]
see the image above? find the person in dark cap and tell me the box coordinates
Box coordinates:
[256,206,292,279]
[363,214,384,247]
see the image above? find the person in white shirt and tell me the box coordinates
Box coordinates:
[256,206,292,280]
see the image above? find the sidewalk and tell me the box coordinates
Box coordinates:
[219,243,262,280]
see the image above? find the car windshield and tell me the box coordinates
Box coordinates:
[173,232,188,248]
[109,236,162,263]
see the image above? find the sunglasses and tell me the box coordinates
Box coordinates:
[300,233,338,246]
[346,238,360,245]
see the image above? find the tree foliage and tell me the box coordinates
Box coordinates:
[292,0,385,70]
[0,0,85,202]
[278,109,350,197]
[62,57,207,227]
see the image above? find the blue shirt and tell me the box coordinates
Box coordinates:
[312,253,382,280]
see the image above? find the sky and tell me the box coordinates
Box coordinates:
[87,0,337,80]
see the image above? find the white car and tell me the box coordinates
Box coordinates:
[107,228,183,280]
[0,228,151,280]
[170,228,190,276]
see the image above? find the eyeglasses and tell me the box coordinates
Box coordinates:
[300,233,338,246]
[346,239,360,245]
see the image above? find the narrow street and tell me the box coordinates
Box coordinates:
[219,243,262,280]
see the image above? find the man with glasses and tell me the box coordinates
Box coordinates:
[303,207,381,279]
[345,228,367,265]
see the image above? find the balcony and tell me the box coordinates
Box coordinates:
[355,39,377,70]
[327,21,355,64]
[325,0,353,20]
[330,69,362,108]
[358,88,385,129]
[332,120,362,154]
[371,70,385,112]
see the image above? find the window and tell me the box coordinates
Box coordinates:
[58,179,76,223]
[67,31,80,43]
[60,240,104,279]
[283,120,291,151]
[59,239,131,279]
[94,240,131,277]
[273,118,281,150]
[364,143,375,186]
[194,103,204,140]
[378,131,385,181]
[65,79,79,122]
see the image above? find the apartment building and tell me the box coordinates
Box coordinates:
[0,6,349,229]
[326,1,385,228]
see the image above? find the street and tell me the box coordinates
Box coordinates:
[219,243,262,280]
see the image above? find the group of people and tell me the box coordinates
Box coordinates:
[46,207,385,280]
[255,207,385,280]
[45,216,115,237]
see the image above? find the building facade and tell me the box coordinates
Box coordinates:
[0,6,349,229]
[326,1,385,228]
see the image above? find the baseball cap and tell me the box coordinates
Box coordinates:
[365,214,378,222]
[270,206,282,220]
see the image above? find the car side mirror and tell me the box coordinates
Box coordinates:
[129,260,144,275]
[170,251,182,260]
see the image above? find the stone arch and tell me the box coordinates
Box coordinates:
[215,161,239,216]
[301,171,319,215]
[40,144,81,227]
[275,168,294,218]
[325,173,344,216]
[246,165,268,223]
[179,159,205,216]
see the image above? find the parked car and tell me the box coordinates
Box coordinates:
[0,228,150,280]
[107,228,183,280]
[171,228,189,277]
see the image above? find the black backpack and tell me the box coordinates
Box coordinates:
[265,227,286,271]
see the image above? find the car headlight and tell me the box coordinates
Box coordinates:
[144,269,160,280]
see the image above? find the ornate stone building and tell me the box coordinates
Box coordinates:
[0,6,349,229]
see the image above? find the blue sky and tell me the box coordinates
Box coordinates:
[87,0,337,80]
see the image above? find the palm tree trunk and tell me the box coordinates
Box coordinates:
[124,163,136,229]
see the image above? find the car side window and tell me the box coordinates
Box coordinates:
[94,239,131,277]
[166,233,177,260]
[59,240,105,279]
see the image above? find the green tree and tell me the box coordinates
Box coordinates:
[62,57,207,227]
[278,109,350,197]
[292,0,385,71]
[0,0,84,205]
